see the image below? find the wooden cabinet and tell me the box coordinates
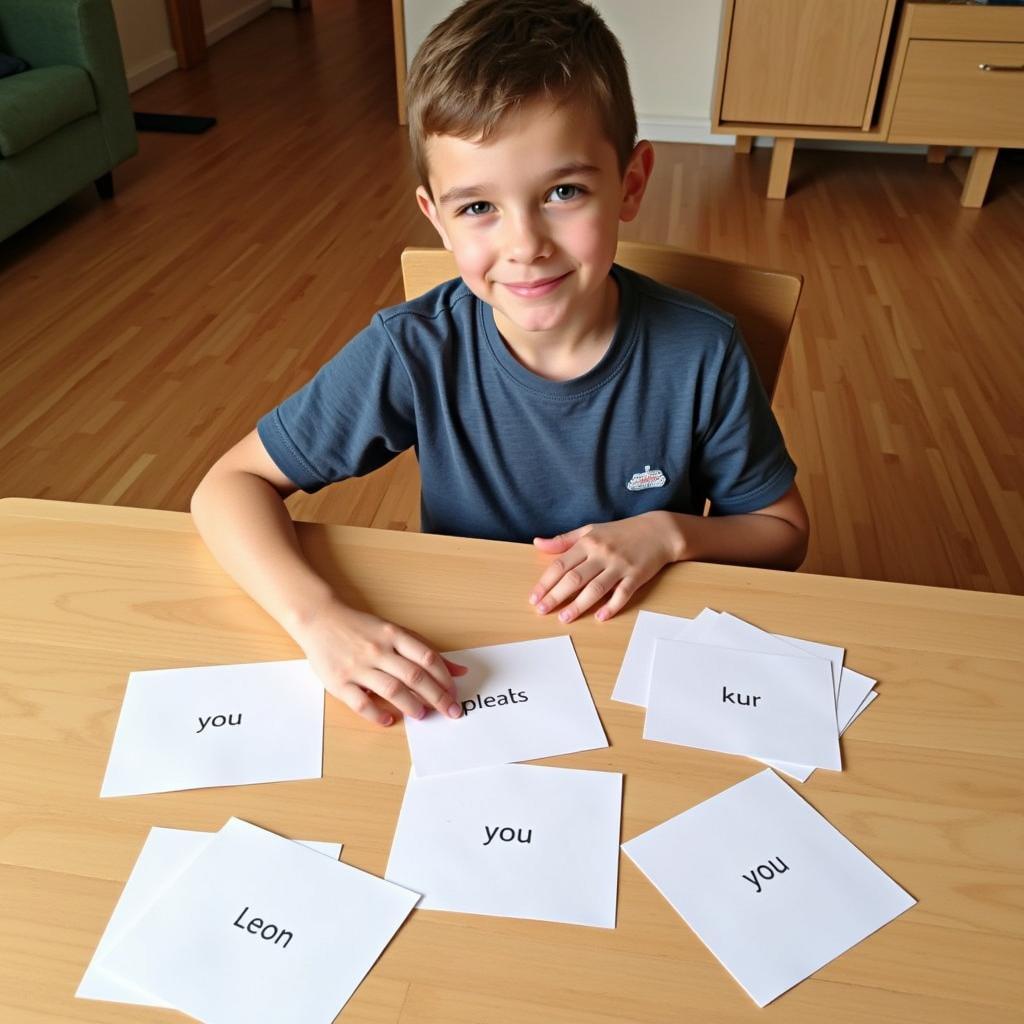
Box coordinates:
[712,0,1024,207]
[720,0,891,128]
[889,40,1024,145]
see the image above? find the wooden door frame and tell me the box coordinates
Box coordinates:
[164,0,207,69]
[392,0,407,124]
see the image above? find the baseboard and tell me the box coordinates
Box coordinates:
[205,0,273,47]
[637,116,734,146]
[126,51,180,94]
[638,115,973,156]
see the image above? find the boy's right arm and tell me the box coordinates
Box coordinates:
[189,429,464,726]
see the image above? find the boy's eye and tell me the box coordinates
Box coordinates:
[547,184,584,203]
[460,201,494,217]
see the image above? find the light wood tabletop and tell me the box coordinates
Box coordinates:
[1,497,1022,1023]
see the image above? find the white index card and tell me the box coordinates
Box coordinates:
[622,770,915,1007]
[78,827,342,1008]
[611,607,719,705]
[98,818,419,1024]
[644,639,842,770]
[405,636,607,777]
[101,660,324,797]
[386,763,622,928]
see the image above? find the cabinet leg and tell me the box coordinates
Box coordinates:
[734,135,753,155]
[926,145,949,164]
[767,137,795,200]
[961,147,998,208]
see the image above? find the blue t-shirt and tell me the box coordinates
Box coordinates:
[258,264,796,543]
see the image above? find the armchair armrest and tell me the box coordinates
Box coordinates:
[0,0,137,164]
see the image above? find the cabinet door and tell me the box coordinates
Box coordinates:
[721,0,889,127]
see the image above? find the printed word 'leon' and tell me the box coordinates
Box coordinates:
[461,688,528,717]
[232,906,293,948]
[196,713,242,733]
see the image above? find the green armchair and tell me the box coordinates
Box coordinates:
[0,0,138,243]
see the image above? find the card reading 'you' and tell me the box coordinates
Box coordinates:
[622,770,915,1006]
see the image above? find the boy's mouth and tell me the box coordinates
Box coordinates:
[500,271,571,298]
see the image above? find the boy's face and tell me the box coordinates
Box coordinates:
[416,98,653,346]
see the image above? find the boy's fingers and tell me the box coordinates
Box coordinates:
[595,577,638,622]
[557,568,618,623]
[533,525,589,551]
[443,657,469,676]
[530,546,588,609]
[378,652,458,717]
[358,668,427,720]
[334,680,397,727]
[535,558,603,615]
[394,631,458,694]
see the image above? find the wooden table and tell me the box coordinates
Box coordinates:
[1,498,1022,1023]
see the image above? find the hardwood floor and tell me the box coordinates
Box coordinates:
[1,0,1022,594]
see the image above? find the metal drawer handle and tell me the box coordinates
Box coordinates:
[978,63,1024,72]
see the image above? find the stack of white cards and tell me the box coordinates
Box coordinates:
[388,636,623,928]
[612,608,878,781]
[623,770,915,1006]
[78,820,419,1023]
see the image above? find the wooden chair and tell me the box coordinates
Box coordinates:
[401,241,803,399]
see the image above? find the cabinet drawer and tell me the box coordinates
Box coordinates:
[889,39,1024,145]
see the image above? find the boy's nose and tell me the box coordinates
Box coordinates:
[504,213,551,263]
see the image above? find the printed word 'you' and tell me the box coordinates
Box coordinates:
[742,857,790,894]
[196,713,242,734]
[483,825,533,846]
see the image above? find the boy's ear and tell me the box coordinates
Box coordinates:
[619,140,655,224]
[416,186,453,251]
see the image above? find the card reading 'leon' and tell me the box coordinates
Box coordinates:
[622,770,915,1006]
[77,827,342,1009]
[100,660,324,797]
[405,636,607,777]
[644,639,841,770]
[386,763,622,928]
[98,818,418,1024]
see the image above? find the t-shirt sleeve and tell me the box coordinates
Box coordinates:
[692,322,796,514]
[256,315,416,493]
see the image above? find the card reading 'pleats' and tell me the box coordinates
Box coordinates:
[405,636,607,777]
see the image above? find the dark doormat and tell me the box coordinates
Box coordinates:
[134,112,217,134]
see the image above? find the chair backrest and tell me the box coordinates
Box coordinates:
[401,241,803,398]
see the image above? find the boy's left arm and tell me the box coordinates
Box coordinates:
[529,483,809,624]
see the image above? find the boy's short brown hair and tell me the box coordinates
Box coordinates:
[407,0,637,193]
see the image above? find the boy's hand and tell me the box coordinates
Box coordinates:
[291,602,467,727]
[530,511,679,623]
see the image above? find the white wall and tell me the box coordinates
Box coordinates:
[402,0,729,145]
[111,0,279,94]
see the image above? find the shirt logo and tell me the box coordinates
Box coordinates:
[626,465,667,491]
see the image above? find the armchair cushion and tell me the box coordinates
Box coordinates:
[0,53,29,77]
[0,64,96,156]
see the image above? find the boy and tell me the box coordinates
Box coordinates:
[190,0,809,729]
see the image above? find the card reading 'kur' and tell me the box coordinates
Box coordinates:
[405,636,607,777]
[622,770,915,1006]
[644,639,841,770]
